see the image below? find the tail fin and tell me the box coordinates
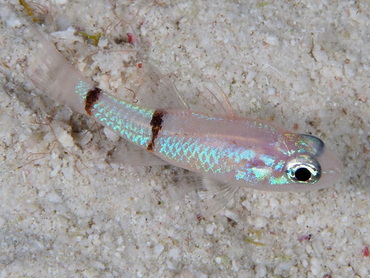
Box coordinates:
[25,22,94,115]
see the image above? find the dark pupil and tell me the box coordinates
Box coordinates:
[295,167,312,182]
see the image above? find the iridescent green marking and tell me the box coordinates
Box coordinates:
[237,150,255,163]
[274,160,285,171]
[260,154,275,167]
[156,133,283,183]
[75,80,93,104]
[234,167,267,183]
[269,175,289,185]
[236,170,247,180]
[157,135,260,177]
[192,112,223,121]
[251,167,271,181]
[92,95,154,146]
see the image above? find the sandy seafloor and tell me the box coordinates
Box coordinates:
[0,0,369,277]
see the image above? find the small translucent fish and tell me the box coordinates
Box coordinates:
[20,21,342,213]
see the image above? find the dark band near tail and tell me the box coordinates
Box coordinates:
[85,87,102,116]
[147,110,165,151]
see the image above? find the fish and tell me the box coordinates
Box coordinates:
[17,19,342,213]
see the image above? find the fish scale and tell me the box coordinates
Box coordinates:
[93,94,153,147]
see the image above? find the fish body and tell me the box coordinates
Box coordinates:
[21,20,342,204]
[87,91,341,192]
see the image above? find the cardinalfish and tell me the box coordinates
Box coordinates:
[19,20,342,212]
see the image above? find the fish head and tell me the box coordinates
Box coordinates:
[268,133,343,192]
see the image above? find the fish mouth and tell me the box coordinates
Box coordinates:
[315,147,343,188]
[299,133,342,188]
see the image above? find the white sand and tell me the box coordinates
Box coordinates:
[0,0,369,277]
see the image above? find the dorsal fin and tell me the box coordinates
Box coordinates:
[189,82,236,119]
[129,63,189,110]
[128,62,237,119]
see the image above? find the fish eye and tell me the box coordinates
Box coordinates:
[286,155,321,184]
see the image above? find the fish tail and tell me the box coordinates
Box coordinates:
[25,22,94,115]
